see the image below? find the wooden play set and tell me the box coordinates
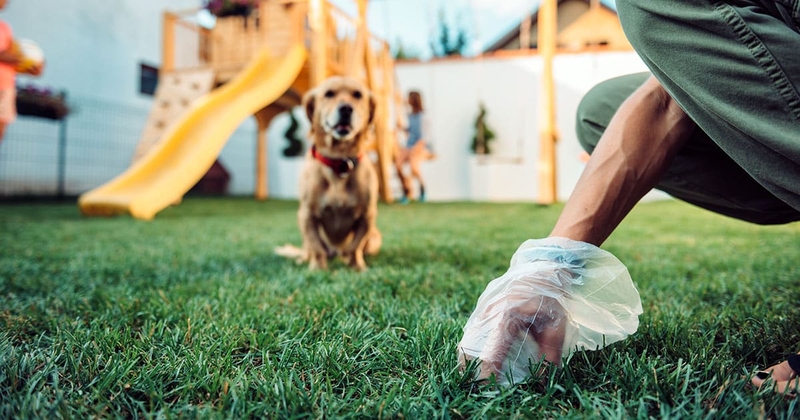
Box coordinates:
[79,0,404,220]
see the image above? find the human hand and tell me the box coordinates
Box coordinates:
[0,47,22,66]
[26,61,44,76]
[458,274,569,383]
[457,237,643,386]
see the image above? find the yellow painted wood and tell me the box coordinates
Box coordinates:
[254,106,284,200]
[162,12,176,72]
[79,47,309,219]
[537,0,558,205]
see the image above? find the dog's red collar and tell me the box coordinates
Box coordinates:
[311,145,361,178]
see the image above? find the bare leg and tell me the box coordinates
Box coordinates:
[394,148,411,198]
[409,142,426,200]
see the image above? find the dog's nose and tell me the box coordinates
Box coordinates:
[339,104,353,119]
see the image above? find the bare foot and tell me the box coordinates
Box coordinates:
[752,353,800,396]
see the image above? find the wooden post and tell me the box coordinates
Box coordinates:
[254,106,284,200]
[349,0,369,79]
[537,0,558,204]
[291,1,305,44]
[162,12,177,72]
[377,46,395,203]
[309,0,327,86]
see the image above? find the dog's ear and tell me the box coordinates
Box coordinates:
[302,88,316,123]
[368,92,377,124]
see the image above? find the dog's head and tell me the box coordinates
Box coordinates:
[303,76,376,149]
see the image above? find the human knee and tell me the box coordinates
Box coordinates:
[576,72,651,155]
[575,89,605,154]
[575,79,629,154]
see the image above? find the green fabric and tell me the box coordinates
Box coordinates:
[575,0,800,225]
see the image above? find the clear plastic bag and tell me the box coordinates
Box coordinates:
[457,237,643,385]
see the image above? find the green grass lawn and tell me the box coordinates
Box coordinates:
[1,197,799,418]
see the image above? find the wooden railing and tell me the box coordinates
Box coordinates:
[161,0,396,89]
[162,1,307,80]
[161,9,211,73]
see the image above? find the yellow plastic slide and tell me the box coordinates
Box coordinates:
[79,45,307,220]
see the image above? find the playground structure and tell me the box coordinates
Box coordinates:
[79,0,403,220]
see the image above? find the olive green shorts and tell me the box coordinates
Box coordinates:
[576,0,800,225]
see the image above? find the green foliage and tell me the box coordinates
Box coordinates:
[16,82,70,120]
[393,39,420,61]
[1,198,800,418]
[471,103,496,154]
[282,110,304,158]
[204,0,257,18]
[429,8,470,58]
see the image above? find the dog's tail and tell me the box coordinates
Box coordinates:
[274,244,307,263]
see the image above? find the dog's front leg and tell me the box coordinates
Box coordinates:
[299,211,329,270]
[342,217,371,271]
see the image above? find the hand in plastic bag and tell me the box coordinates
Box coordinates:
[457,237,643,385]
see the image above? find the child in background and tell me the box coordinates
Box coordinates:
[0,0,44,144]
[394,91,431,203]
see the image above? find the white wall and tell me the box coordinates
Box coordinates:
[392,51,652,202]
[6,0,201,105]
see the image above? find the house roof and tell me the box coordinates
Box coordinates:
[482,0,621,53]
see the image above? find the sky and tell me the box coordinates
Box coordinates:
[328,0,617,59]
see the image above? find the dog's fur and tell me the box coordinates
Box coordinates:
[274,76,382,270]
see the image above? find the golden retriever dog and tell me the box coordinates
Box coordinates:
[275,76,382,270]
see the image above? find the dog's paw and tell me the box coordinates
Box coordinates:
[347,255,368,272]
[308,261,327,271]
[308,252,328,270]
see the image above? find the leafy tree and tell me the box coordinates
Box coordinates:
[429,8,470,57]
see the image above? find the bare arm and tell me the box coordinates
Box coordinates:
[550,76,696,246]
[459,77,694,383]
[0,47,20,65]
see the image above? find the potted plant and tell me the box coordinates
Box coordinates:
[282,110,304,157]
[16,83,70,120]
[471,103,495,155]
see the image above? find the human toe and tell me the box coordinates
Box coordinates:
[751,353,800,391]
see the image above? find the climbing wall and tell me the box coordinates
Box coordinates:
[131,69,215,162]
